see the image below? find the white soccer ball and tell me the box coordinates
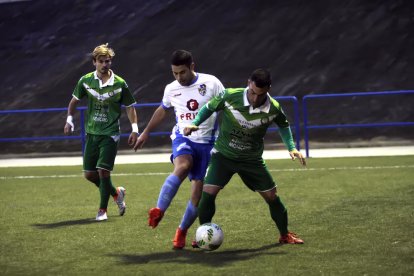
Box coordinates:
[195,223,224,251]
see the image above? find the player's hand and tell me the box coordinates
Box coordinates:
[289,149,306,166]
[64,122,74,135]
[183,125,199,136]
[128,132,138,146]
[133,131,149,151]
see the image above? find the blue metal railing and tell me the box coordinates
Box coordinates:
[3,91,412,157]
[303,90,414,158]
[0,106,88,152]
[0,96,300,152]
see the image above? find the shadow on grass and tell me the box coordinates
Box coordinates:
[32,218,99,229]
[110,243,285,267]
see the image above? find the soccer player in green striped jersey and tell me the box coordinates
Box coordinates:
[64,44,139,221]
[184,68,306,244]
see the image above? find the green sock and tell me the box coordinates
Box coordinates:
[268,196,289,235]
[99,177,112,209]
[198,191,216,224]
[109,178,117,197]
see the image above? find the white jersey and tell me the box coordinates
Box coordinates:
[162,73,225,144]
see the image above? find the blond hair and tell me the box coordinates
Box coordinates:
[92,43,115,60]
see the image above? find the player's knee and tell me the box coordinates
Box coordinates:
[98,169,110,178]
[179,161,192,172]
[84,171,97,182]
[173,164,192,178]
[261,191,277,204]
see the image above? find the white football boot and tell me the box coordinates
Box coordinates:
[95,209,108,221]
[115,187,126,216]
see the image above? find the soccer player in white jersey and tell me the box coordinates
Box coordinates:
[133,50,225,249]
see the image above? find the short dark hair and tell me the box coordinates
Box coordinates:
[171,50,193,68]
[250,68,271,88]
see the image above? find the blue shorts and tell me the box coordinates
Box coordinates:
[171,136,213,181]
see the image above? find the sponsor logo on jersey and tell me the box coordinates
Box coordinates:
[198,84,207,96]
[229,139,252,150]
[187,99,199,111]
[179,112,198,120]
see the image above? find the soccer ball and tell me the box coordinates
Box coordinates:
[195,223,224,251]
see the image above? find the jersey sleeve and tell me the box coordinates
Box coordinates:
[274,110,290,128]
[161,85,172,109]
[273,104,295,150]
[270,98,290,128]
[213,77,225,97]
[120,81,136,106]
[206,88,227,111]
[72,77,86,100]
[192,105,214,126]
[192,88,227,126]
[279,126,296,151]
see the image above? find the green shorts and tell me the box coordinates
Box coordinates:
[204,151,276,192]
[83,134,119,172]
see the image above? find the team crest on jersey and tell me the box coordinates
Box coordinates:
[260,117,270,125]
[187,99,199,111]
[198,84,207,96]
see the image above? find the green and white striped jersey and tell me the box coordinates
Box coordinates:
[200,88,291,160]
[72,70,136,136]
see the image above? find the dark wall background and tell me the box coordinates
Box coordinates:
[1,0,413,155]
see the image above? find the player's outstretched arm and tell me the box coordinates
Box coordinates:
[289,149,306,166]
[183,104,215,137]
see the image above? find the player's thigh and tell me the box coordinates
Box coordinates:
[238,159,275,192]
[83,134,100,171]
[204,151,235,188]
[96,135,119,171]
[189,142,213,181]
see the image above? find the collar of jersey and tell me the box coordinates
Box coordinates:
[188,73,199,86]
[94,70,115,88]
[243,87,271,114]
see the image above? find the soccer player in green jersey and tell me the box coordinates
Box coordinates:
[64,43,139,221]
[184,68,306,244]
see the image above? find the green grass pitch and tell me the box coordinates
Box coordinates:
[0,156,413,275]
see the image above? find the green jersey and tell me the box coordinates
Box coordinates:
[73,70,136,136]
[193,88,293,161]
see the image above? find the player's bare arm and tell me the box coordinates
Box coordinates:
[64,97,80,135]
[126,105,139,146]
[133,105,167,151]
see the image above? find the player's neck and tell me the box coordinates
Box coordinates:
[97,70,111,84]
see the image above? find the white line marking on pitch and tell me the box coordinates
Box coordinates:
[1,165,413,180]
